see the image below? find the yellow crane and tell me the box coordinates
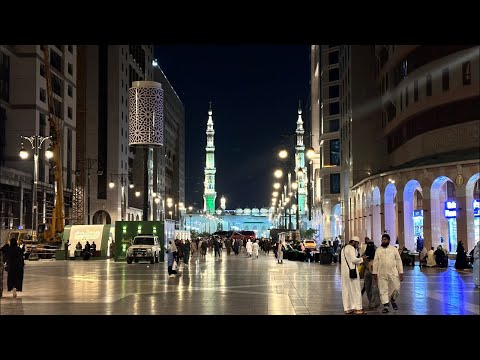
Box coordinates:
[40,46,64,242]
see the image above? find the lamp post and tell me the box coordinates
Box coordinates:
[78,158,102,225]
[305,147,315,222]
[292,180,300,230]
[19,135,53,235]
[188,206,193,230]
[108,173,131,221]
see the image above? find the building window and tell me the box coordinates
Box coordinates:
[329,51,339,65]
[329,85,340,98]
[121,144,123,152]
[51,73,62,96]
[0,52,10,102]
[462,61,471,85]
[442,68,449,91]
[400,59,408,79]
[0,107,6,164]
[329,118,340,132]
[40,113,46,125]
[329,68,339,81]
[330,173,340,194]
[329,102,340,115]
[40,63,46,77]
[67,106,72,119]
[40,88,46,102]
[330,139,340,165]
[414,80,418,101]
[121,127,123,136]
[68,45,73,54]
[68,63,73,76]
[405,86,408,107]
[400,92,402,111]
[68,84,73,97]
[426,74,432,96]
[50,49,62,72]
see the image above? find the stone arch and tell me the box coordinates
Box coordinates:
[384,183,398,245]
[372,187,381,245]
[331,204,341,240]
[466,173,480,251]
[93,210,111,224]
[356,192,361,238]
[365,187,372,239]
[431,176,455,251]
[403,179,423,251]
[362,192,367,239]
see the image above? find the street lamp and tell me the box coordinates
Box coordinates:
[19,135,52,236]
[76,158,102,225]
[292,180,300,230]
[108,173,131,221]
[305,147,315,221]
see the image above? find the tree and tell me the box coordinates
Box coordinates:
[301,228,317,240]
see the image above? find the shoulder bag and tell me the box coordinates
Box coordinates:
[344,247,357,279]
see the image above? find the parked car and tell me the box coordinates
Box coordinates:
[126,234,161,264]
[303,240,317,250]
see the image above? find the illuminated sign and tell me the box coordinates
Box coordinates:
[474,199,480,217]
[444,201,457,218]
[413,209,423,217]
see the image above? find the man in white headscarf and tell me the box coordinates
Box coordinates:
[372,234,403,313]
[341,236,366,314]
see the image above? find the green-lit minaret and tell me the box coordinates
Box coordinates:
[203,102,217,214]
[295,101,307,215]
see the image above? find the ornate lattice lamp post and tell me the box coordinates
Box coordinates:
[128,81,164,221]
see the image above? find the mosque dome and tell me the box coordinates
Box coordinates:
[252,208,260,215]
[235,208,243,215]
[243,208,251,215]
[260,208,268,215]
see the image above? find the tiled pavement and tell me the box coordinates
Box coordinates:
[0,250,478,315]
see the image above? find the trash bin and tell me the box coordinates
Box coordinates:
[319,247,332,264]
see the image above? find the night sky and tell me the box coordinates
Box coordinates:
[154,45,310,210]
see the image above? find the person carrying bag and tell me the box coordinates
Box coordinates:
[341,236,366,314]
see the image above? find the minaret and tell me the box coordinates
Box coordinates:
[203,102,217,214]
[295,100,307,215]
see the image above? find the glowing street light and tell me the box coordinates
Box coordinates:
[19,134,52,235]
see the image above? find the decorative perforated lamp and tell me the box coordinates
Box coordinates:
[129,81,164,220]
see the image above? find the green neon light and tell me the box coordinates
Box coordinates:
[206,196,215,213]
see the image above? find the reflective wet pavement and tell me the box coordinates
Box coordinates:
[0,251,478,315]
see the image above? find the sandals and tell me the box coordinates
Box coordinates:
[382,307,389,313]
[355,310,366,315]
[391,302,398,310]
[344,310,355,314]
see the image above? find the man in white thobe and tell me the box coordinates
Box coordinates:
[372,234,404,313]
[246,239,253,257]
[277,240,284,264]
[252,240,259,259]
[341,236,365,314]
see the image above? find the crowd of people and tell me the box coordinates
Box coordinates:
[2,233,479,305]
